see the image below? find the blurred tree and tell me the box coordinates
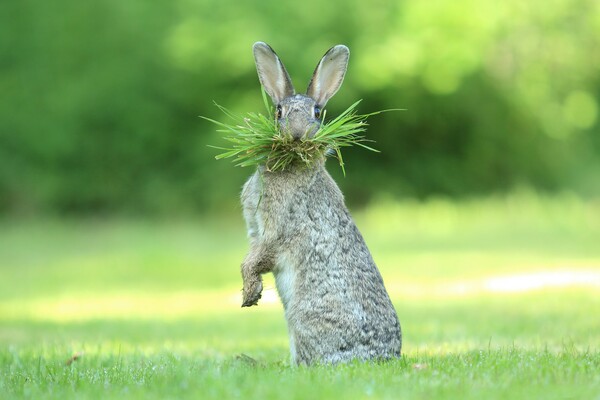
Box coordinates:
[0,0,598,215]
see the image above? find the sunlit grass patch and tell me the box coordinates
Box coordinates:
[2,344,599,400]
[0,290,243,323]
[1,193,599,399]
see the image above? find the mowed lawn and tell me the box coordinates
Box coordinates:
[1,192,599,399]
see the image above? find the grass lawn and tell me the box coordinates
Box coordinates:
[1,192,599,399]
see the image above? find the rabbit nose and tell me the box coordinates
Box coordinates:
[291,124,317,141]
[286,114,307,140]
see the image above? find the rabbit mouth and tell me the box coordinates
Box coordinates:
[292,129,316,141]
[282,122,319,141]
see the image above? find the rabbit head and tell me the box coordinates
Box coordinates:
[253,42,349,141]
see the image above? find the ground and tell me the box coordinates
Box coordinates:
[1,192,599,399]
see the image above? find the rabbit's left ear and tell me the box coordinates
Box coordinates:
[306,45,349,107]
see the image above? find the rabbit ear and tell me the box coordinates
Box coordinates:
[253,42,295,104]
[306,45,349,107]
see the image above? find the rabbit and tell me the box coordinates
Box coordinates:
[240,42,401,365]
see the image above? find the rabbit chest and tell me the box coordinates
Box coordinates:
[242,166,347,308]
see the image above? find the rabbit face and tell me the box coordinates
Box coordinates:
[277,94,321,140]
[253,41,349,141]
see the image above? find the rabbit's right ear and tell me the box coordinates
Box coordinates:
[253,42,295,104]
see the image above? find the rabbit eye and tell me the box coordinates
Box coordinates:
[314,106,321,119]
[276,105,282,119]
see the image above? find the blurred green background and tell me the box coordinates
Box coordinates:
[2,0,599,216]
[1,3,600,396]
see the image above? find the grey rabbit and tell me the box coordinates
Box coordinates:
[240,42,401,365]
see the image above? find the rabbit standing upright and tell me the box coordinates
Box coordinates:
[240,42,401,365]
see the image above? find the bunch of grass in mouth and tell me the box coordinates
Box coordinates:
[204,89,395,175]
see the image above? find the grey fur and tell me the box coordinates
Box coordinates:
[241,42,401,365]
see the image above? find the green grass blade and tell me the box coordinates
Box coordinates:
[203,93,399,173]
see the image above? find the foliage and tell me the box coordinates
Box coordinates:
[0,0,599,215]
[205,94,380,175]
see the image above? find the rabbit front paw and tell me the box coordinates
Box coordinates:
[242,278,263,307]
